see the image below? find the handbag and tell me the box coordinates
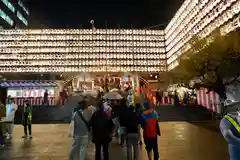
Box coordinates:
[76,110,91,132]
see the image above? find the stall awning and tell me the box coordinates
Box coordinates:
[0,81,57,87]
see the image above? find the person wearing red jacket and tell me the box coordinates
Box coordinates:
[140,101,160,160]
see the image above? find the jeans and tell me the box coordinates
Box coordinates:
[126,133,139,160]
[119,127,126,145]
[68,135,88,160]
[113,117,120,137]
[95,142,109,160]
[6,123,14,135]
[120,133,125,145]
[24,124,32,135]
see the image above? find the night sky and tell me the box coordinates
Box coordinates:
[25,0,184,29]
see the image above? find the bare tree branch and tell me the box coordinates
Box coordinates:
[224,73,240,85]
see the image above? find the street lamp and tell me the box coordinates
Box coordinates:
[90,20,96,31]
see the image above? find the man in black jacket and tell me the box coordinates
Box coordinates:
[89,103,114,160]
[124,105,140,160]
[117,99,129,146]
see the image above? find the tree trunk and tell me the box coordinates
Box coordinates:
[214,83,227,117]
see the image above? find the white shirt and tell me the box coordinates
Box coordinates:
[6,103,18,121]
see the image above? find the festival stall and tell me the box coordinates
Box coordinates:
[196,88,221,114]
[1,81,56,106]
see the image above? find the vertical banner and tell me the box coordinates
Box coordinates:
[132,74,140,104]
[133,74,140,93]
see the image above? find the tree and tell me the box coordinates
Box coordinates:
[163,28,240,100]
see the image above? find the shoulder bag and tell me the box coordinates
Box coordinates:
[76,110,91,132]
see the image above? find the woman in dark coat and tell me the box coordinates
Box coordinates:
[21,101,32,138]
[89,102,114,160]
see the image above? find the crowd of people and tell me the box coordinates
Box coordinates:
[0,89,161,160]
[0,98,19,147]
[68,90,161,160]
[0,99,33,148]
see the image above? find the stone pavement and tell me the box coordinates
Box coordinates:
[0,122,229,160]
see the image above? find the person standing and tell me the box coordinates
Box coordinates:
[135,103,143,145]
[89,102,114,160]
[0,99,6,120]
[0,99,6,147]
[43,89,48,106]
[5,99,18,139]
[140,101,160,160]
[21,100,32,138]
[0,123,4,148]
[68,100,92,160]
[220,112,240,160]
[173,91,179,105]
[155,91,161,106]
[118,99,128,146]
[60,89,67,106]
[124,105,140,160]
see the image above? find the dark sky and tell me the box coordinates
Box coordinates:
[25,0,184,29]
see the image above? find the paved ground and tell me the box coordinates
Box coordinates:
[0,122,229,160]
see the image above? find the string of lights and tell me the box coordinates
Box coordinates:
[167,0,240,69]
[0,41,165,47]
[168,13,240,70]
[0,0,239,73]
[0,35,164,41]
[167,0,239,57]
[0,28,166,73]
[0,29,164,35]
[0,53,165,59]
[0,66,166,73]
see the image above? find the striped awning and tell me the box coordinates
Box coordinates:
[0,81,57,87]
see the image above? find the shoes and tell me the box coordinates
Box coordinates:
[4,133,9,137]
[22,135,33,139]
[6,134,12,140]
[22,135,27,138]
